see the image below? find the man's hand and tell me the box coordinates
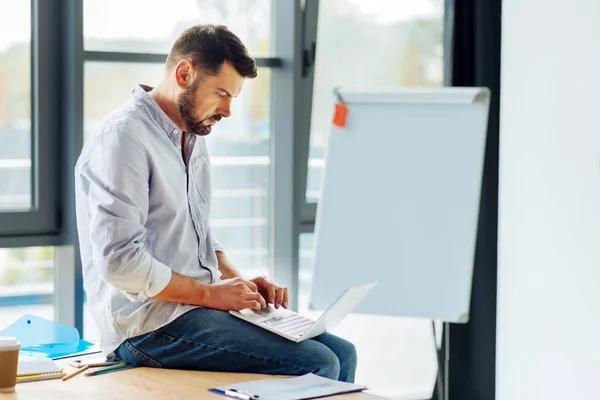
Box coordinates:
[250,276,289,309]
[205,277,267,311]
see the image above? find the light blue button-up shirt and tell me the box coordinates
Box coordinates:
[75,85,223,355]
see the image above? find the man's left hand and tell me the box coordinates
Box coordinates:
[250,276,289,309]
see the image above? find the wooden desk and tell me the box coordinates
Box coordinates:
[3,354,391,400]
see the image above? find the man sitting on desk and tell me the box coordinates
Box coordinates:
[74,24,357,383]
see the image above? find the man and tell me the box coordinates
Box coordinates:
[74,25,357,383]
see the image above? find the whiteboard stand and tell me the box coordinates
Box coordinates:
[431,321,449,400]
[308,86,490,400]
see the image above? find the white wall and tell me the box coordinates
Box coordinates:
[498,1,600,399]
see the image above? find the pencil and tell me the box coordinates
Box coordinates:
[62,364,89,381]
[85,363,137,376]
[86,362,126,374]
[17,372,66,383]
[69,360,120,368]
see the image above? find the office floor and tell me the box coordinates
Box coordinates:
[0,305,436,400]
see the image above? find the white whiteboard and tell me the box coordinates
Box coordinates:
[309,87,490,323]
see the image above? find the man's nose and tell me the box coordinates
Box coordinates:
[217,99,232,118]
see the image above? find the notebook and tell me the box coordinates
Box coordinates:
[229,282,377,342]
[16,356,65,383]
[16,372,66,383]
[17,356,61,376]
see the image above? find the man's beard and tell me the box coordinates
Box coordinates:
[177,79,222,136]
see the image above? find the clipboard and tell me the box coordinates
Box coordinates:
[209,373,367,400]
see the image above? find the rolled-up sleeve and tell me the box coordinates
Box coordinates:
[212,227,225,253]
[79,124,172,302]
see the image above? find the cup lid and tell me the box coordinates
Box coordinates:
[0,336,20,351]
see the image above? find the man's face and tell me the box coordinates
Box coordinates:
[177,62,244,136]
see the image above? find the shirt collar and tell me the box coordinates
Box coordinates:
[132,84,181,147]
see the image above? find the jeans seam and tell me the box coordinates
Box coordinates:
[149,331,316,374]
[124,340,163,368]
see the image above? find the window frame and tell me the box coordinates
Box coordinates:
[0,0,62,244]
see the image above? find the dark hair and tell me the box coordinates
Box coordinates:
[167,24,257,79]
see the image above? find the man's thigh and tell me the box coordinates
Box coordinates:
[116,308,340,376]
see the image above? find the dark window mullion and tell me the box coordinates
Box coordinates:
[84,50,282,68]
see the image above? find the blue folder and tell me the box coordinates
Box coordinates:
[0,314,98,359]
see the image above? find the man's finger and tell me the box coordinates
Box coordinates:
[267,285,276,305]
[244,300,261,311]
[241,279,258,292]
[248,291,266,309]
[275,287,284,309]
[282,287,289,308]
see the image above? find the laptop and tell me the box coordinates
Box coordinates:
[229,282,378,343]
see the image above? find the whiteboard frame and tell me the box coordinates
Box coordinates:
[308,86,490,323]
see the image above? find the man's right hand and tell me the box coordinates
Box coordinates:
[204,277,267,311]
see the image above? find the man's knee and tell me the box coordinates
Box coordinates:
[311,348,341,380]
[339,339,357,369]
[315,334,358,382]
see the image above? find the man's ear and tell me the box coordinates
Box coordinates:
[174,59,195,89]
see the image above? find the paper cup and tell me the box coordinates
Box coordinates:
[0,337,20,393]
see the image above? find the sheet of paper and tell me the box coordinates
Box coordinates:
[17,356,60,376]
[210,373,367,400]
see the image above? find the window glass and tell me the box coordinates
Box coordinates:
[0,247,55,330]
[84,0,272,56]
[306,0,444,202]
[0,1,32,210]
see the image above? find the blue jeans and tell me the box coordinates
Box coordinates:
[114,308,357,382]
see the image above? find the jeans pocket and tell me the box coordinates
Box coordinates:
[119,339,163,368]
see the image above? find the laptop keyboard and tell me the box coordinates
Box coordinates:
[261,313,315,337]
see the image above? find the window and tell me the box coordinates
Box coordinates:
[84,62,165,139]
[301,0,444,397]
[0,1,31,211]
[306,0,444,202]
[0,0,300,340]
[0,247,55,330]
[83,2,273,278]
[0,0,60,238]
[207,68,270,276]
[84,0,272,56]
[84,65,271,278]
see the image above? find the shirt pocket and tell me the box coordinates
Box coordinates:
[189,156,211,243]
[191,156,211,205]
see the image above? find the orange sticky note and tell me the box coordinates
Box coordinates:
[332,103,347,128]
